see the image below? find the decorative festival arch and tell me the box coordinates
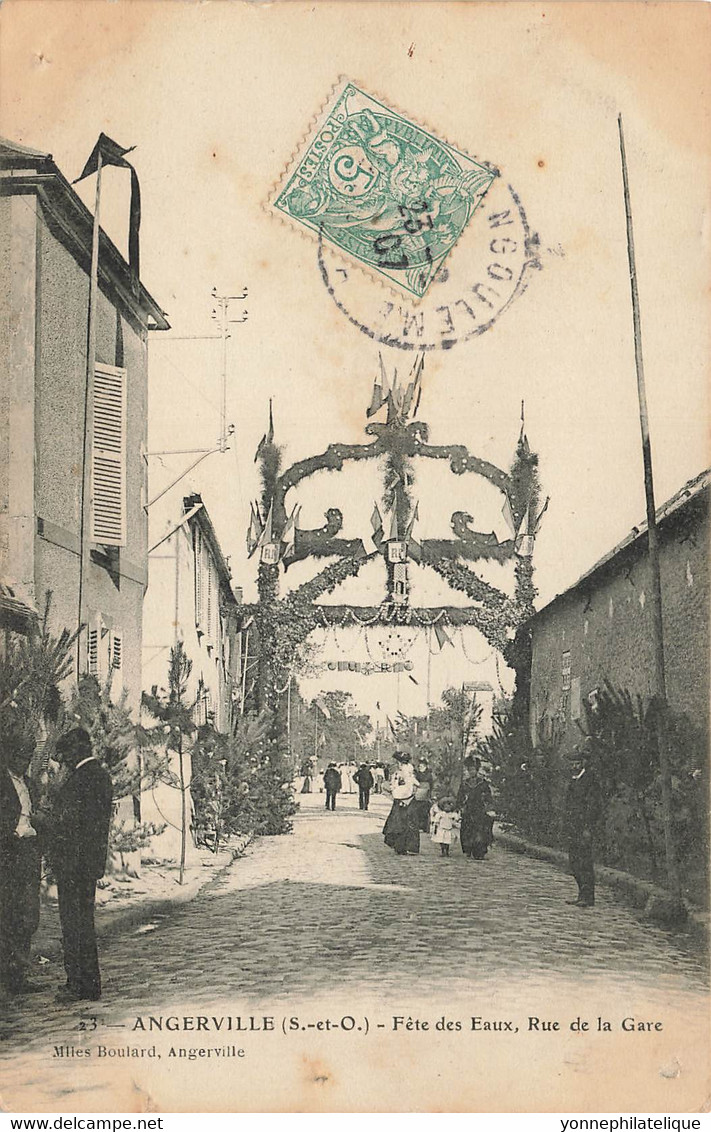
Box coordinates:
[241,355,547,712]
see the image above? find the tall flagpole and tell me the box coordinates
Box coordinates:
[76,149,104,674]
[617,114,683,915]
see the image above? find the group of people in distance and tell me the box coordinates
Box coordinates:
[382,742,603,908]
[383,751,494,860]
[0,727,113,1002]
[305,739,603,907]
[299,761,386,810]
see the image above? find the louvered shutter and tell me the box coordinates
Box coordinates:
[206,557,213,643]
[91,365,127,546]
[110,629,124,694]
[87,625,99,676]
[194,527,203,630]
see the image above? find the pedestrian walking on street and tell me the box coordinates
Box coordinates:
[353,763,374,810]
[430,796,459,857]
[383,751,420,855]
[413,756,434,831]
[456,756,494,860]
[49,728,113,1002]
[0,730,42,997]
[323,763,342,811]
[565,740,602,908]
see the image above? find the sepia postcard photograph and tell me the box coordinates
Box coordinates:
[0,0,709,1114]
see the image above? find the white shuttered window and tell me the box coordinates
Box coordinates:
[194,527,204,631]
[91,365,127,546]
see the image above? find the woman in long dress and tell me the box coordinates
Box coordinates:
[413,757,434,832]
[383,751,420,855]
[456,756,494,859]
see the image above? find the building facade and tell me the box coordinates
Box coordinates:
[141,493,242,859]
[527,471,709,753]
[0,138,169,718]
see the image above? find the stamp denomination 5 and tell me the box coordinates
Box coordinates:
[271,80,497,299]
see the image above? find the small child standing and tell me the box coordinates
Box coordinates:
[430,797,459,857]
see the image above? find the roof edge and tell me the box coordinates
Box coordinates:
[529,469,710,623]
[0,139,169,331]
[183,494,240,607]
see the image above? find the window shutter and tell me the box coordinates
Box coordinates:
[91,365,127,546]
[110,629,124,694]
[87,624,99,676]
[206,558,213,643]
[194,527,203,630]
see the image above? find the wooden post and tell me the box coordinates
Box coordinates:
[618,114,683,915]
[77,151,103,674]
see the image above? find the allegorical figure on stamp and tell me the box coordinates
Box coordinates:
[0,725,42,997]
[49,727,113,1002]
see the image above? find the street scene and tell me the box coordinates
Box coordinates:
[0,793,708,1111]
[0,1,709,1115]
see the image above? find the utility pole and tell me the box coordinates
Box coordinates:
[211,288,248,453]
[144,288,248,506]
[618,114,683,917]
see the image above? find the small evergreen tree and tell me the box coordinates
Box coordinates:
[0,592,77,775]
[63,675,167,871]
[140,643,197,884]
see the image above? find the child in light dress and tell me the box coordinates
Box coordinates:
[430,796,460,857]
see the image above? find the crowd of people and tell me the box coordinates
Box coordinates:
[0,727,113,1002]
[299,744,603,909]
[298,760,387,809]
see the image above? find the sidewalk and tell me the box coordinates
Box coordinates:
[32,835,251,963]
[495,825,708,939]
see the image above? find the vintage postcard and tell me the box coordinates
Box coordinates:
[0,0,709,1115]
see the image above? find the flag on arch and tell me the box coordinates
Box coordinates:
[433,622,454,651]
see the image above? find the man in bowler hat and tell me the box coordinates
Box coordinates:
[323,763,342,811]
[0,729,42,996]
[353,763,374,811]
[51,728,113,1001]
[565,739,602,908]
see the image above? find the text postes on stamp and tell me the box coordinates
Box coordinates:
[271,80,497,299]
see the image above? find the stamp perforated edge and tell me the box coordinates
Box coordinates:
[263,75,506,307]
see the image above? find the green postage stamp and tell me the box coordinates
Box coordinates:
[272,81,497,299]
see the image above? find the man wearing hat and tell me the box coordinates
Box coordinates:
[353,762,374,811]
[565,739,602,908]
[323,763,342,811]
[50,728,113,1001]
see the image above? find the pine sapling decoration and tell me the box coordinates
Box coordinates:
[0,591,78,772]
[141,642,198,885]
[65,675,167,873]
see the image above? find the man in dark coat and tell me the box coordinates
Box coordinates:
[0,732,42,996]
[50,728,113,1001]
[565,741,602,908]
[353,763,374,811]
[323,763,342,811]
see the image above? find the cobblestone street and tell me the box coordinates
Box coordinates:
[1,794,708,1113]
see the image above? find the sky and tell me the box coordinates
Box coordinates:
[2,1,708,724]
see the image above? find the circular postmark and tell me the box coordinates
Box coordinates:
[318,177,540,351]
